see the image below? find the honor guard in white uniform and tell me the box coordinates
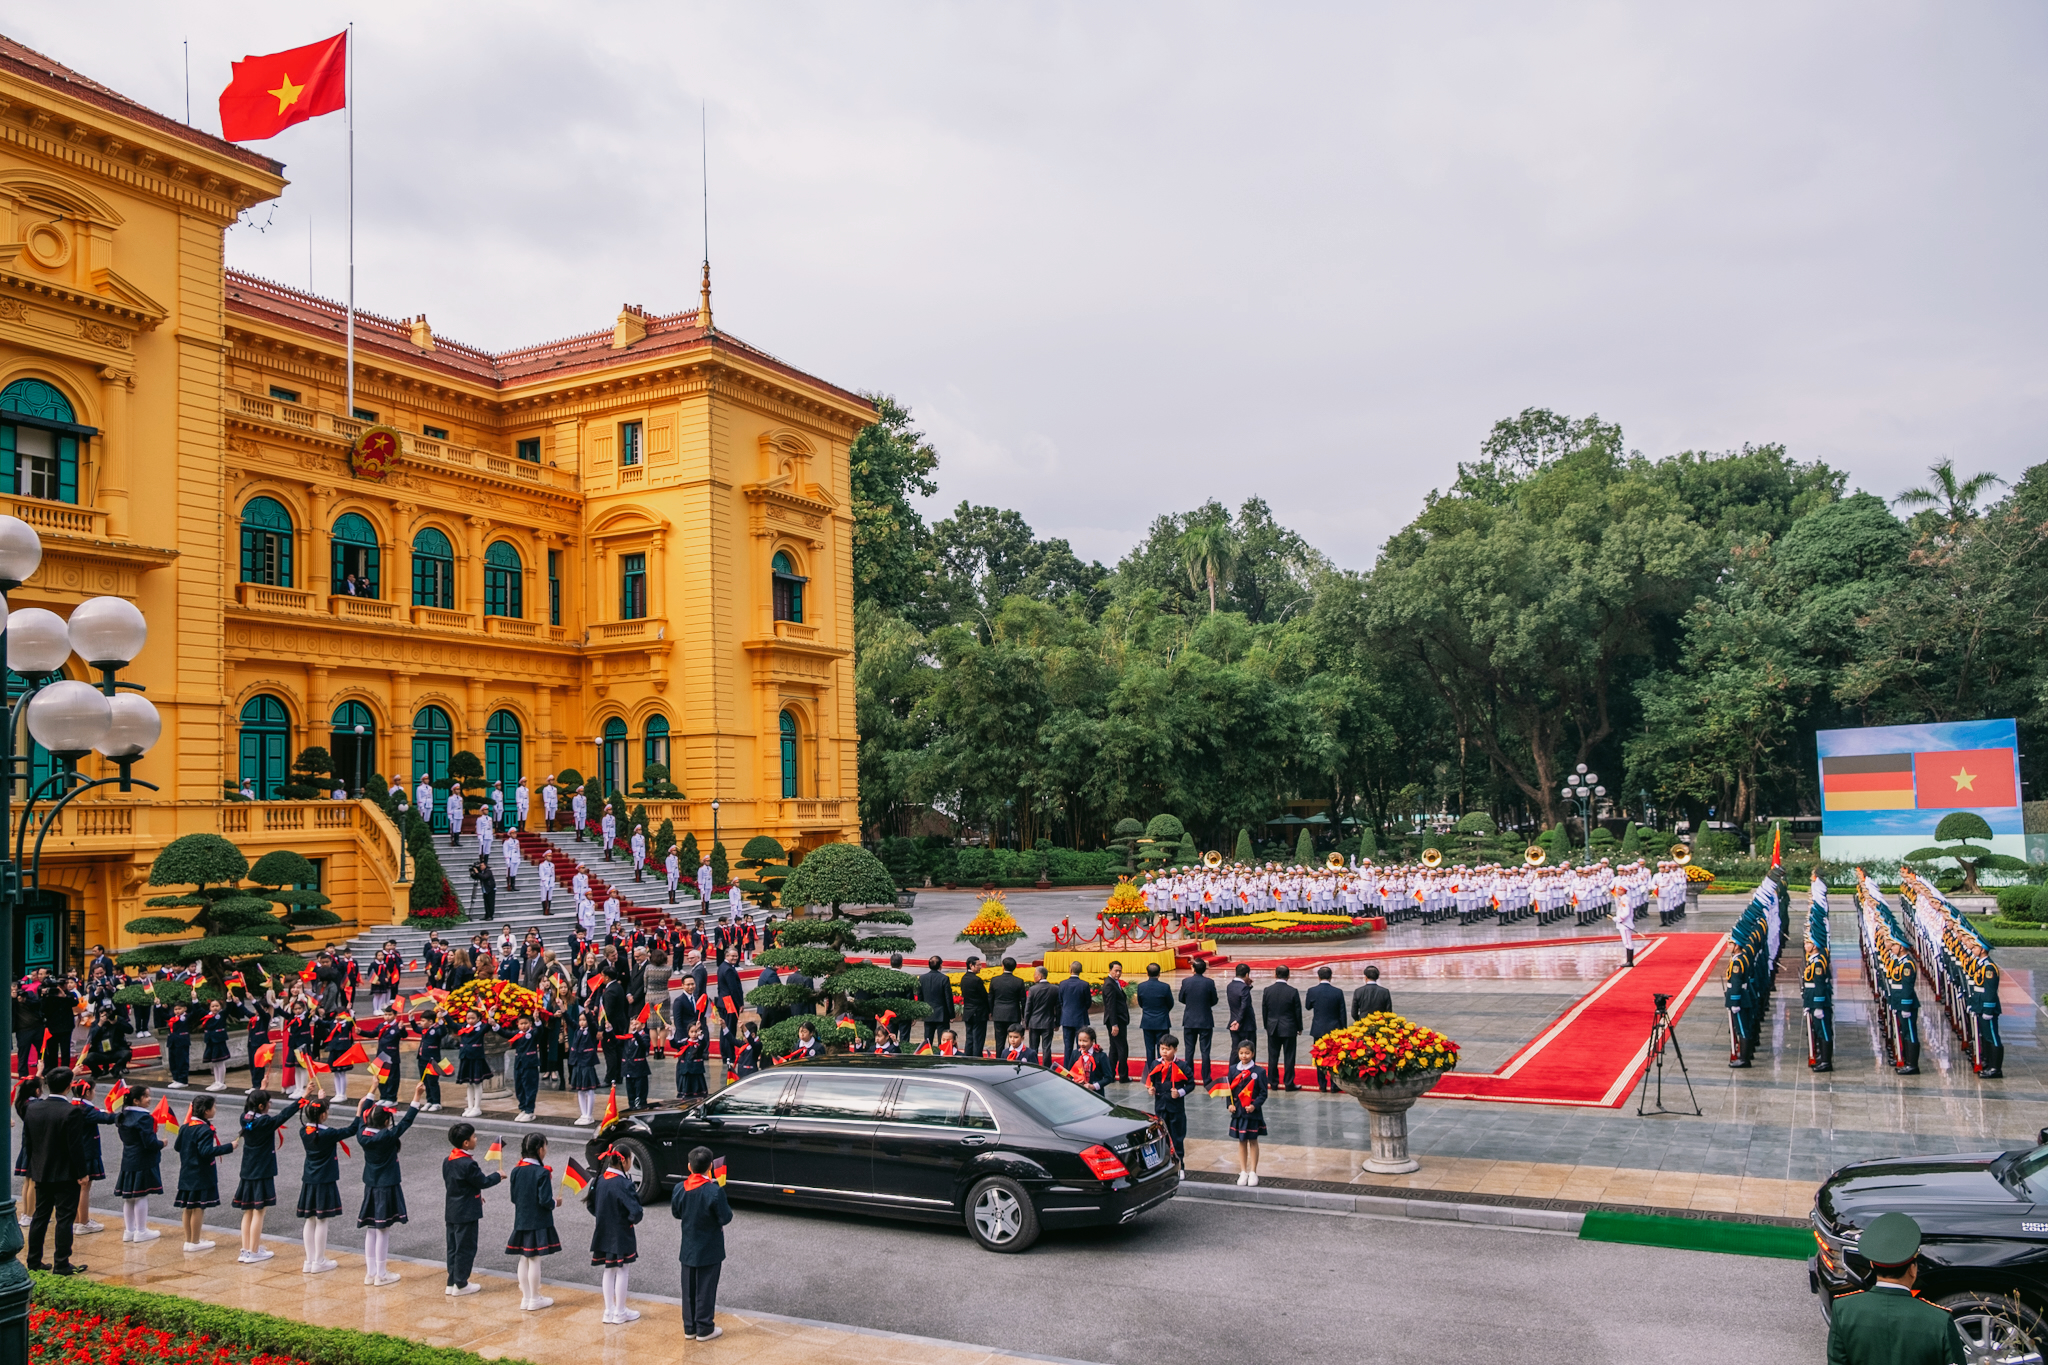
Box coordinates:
[444,786,464,845]
[502,831,522,891]
[630,825,648,882]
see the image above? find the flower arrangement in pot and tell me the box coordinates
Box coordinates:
[445,977,545,1029]
[956,892,1023,958]
[1310,1011,1459,1174]
[1100,876,1149,926]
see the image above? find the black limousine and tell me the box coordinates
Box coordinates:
[589,1055,1180,1251]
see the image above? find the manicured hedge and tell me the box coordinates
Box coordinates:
[28,1273,533,1365]
[1995,885,2048,921]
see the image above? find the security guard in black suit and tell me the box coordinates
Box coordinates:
[1135,963,1176,1074]
[958,957,991,1058]
[1260,966,1303,1091]
[1226,963,1258,1065]
[1823,1212,1965,1363]
[1178,960,1219,1083]
[1101,962,1132,1082]
[1304,966,1349,1092]
[988,959,1028,1050]
[1350,966,1393,1020]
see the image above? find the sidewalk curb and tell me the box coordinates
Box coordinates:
[1178,1177,1585,1232]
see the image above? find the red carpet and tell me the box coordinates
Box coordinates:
[1427,932,1728,1108]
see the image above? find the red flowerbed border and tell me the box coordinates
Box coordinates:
[30,1307,311,1365]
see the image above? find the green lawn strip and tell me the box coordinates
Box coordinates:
[1579,1209,1812,1261]
[1967,918,2048,948]
[30,1271,536,1365]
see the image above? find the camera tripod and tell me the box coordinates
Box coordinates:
[1635,992,1701,1117]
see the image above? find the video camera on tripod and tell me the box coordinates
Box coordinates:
[1636,991,1701,1117]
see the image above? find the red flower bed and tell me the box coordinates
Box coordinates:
[30,1308,311,1365]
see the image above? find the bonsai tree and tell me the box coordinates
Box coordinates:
[778,841,898,918]
[631,761,683,799]
[120,834,306,991]
[1234,827,1255,863]
[710,840,729,890]
[1905,812,2030,893]
[749,915,923,1055]
[277,745,333,800]
[1138,814,1185,872]
[1105,818,1146,874]
[556,767,585,790]
[245,849,346,990]
[1454,811,1497,859]
[737,834,791,909]
[450,749,486,816]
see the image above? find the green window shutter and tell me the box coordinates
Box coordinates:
[0,424,15,496]
[56,435,77,504]
[279,530,293,587]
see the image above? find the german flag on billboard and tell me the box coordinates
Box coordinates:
[1820,753,1914,810]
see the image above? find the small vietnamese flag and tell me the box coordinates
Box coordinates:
[252,1043,276,1070]
[106,1079,129,1108]
[218,33,348,143]
[153,1097,178,1138]
[331,1042,369,1068]
[484,1139,503,1164]
[561,1158,592,1196]
[599,1087,618,1128]
[633,1001,651,1028]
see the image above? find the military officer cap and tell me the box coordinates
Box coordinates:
[1860,1211,1922,1268]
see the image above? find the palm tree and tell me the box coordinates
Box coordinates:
[1897,458,2004,529]
[1177,521,1237,614]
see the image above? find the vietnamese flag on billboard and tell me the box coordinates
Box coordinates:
[1915,748,2019,810]
[219,33,347,143]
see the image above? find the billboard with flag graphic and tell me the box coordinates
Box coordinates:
[1817,719,2025,863]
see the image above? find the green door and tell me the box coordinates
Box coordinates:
[485,710,522,791]
[238,695,290,798]
[413,706,453,829]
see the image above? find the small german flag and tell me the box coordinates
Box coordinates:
[484,1139,503,1164]
[561,1157,592,1196]
[434,1059,456,1076]
[1206,1079,1234,1099]
[711,1155,727,1186]
[366,1057,390,1086]
[915,1042,934,1055]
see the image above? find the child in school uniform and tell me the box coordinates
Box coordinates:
[356,1080,427,1286]
[71,1077,115,1236]
[165,1002,194,1088]
[730,1023,761,1079]
[505,1133,562,1311]
[173,1093,236,1251]
[201,1000,232,1092]
[669,1145,732,1341]
[455,1009,493,1118]
[415,1008,449,1112]
[787,1021,820,1061]
[1227,1040,1268,1186]
[1147,1035,1191,1168]
[238,993,273,1092]
[1002,1028,1038,1066]
[673,1023,707,1099]
[114,1082,163,1243]
[588,1146,644,1324]
[1069,1028,1108,1093]
[284,1004,315,1098]
[441,1120,501,1297]
[622,1021,652,1111]
[296,1096,364,1274]
[233,1089,299,1263]
[321,1008,358,1103]
[568,1000,602,1125]
[504,1013,542,1123]
[369,1006,406,1105]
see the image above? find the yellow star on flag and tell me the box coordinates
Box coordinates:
[269,74,304,114]
[1952,766,1977,792]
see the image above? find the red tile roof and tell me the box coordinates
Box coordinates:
[0,32,282,177]
[223,270,873,412]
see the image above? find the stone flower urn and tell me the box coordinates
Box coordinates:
[1334,1070,1446,1175]
[964,932,1022,960]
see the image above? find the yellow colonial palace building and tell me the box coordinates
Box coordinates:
[0,36,866,968]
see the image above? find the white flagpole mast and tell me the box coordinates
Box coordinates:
[345,22,355,422]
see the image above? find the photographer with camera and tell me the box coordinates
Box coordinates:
[470,853,498,922]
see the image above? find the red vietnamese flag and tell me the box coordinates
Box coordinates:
[1915,748,2019,810]
[219,33,348,142]
[599,1086,618,1128]
[330,1042,370,1068]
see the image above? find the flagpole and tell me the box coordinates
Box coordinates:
[345,22,355,424]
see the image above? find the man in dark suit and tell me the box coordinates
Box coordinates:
[1056,962,1093,1069]
[988,958,1027,1050]
[716,949,747,1059]
[23,1065,89,1273]
[1135,962,1175,1074]
[600,972,630,1085]
[754,963,788,1030]
[1261,965,1304,1091]
[1023,967,1060,1063]
[1178,959,1219,1083]
[1351,964,1393,1020]
[1226,963,1258,1066]
[442,1120,502,1294]
[958,957,991,1058]
[1100,962,1132,1082]
[1304,965,1349,1092]
[916,956,955,1049]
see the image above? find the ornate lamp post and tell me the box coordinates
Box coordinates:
[710,797,720,851]
[1560,764,1605,858]
[0,515,161,1352]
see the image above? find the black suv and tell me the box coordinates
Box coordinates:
[590,1055,1180,1251]
[1812,1145,2048,1362]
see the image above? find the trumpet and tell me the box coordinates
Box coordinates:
[1326,851,1347,869]
[1202,849,1224,868]
[1421,847,1443,867]
[1525,845,1547,867]
[1671,844,1692,865]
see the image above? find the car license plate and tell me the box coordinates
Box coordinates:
[1142,1142,1162,1169]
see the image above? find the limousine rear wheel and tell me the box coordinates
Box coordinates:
[612,1137,661,1203]
[966,1176,1039,1253]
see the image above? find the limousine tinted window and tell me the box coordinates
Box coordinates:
[790,1074,891,1120]
[1004,1069,1113,1126]
[962,1093,997,1130]
[704,1077,782,1117]
[891,1079,967,1126]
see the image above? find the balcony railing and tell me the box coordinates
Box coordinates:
[225,389,579,492]
[486,616,540,638]
[412,606,475,631]
[235,582,316,612]
[331,595,399,622]
[11,499,106,539]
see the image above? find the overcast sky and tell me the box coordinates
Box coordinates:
[16,4,2047,569]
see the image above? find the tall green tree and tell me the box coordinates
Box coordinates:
[849,394,941,613]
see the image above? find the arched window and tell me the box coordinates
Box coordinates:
[779,710,799,798]
[644,715,670,772]
[484,541,523,618]
[771,551,805,624]
[238,695,291,799]
[331,513,380,599]
[485,710,522,790]
[239,497,294,586]
[412,705,453,828]
[601,716,628,796]
[0,379,84,505]
[412,527,455,609]
[331,700,375,794]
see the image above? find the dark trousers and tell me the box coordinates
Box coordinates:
[1028,1028,1053,1061]
[1061,1026,1080,1068]
[422,1067,443,1106]
[1183,1028,1213,1082]
[962,1017,988,1058]
[28,1176,80,1268]
[682,1261,722,1337]
[1161,1107,1187,1164]
[1143,1028,1168,1073]
[625,1073,649,1109]
[480,890,496,921]
[167,1038,190,1084]
[1107,1028,1130,1082]
[446,1219,478,1286]
[602,1037,624,1086]
[1267,1034,1297,1087]
[514,1056,539,1112]
[922,1020,950,1049]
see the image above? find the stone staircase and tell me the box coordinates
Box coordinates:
[338,825,714,965]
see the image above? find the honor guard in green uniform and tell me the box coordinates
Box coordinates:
[1825,1212,1965,1364]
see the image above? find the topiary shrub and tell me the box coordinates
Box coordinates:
[1177,832,1199,867]
[1292,828,1314,866]
[750,915,925,1051]
[245,849,346,987]
[120,835,297,990]
[779,842,899,918]
[678,831,701,873]
[557,767,584,790]
[450,749,486,816]
[1235,827,1255,863]
[738,834,790,908]
[1996,885,2048,921]
[710,840,729,890]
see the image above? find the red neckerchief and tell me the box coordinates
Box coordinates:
[1150,1060,1188,1087]
[447,1148,471,1161]
[682,1173,712,1191]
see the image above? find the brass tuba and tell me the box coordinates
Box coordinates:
[1525,845,1547,866]
[1671,844,1692,865]
[1202,849,1224,868]
[1326,851,1347,869]
[1421,847,1443,867]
